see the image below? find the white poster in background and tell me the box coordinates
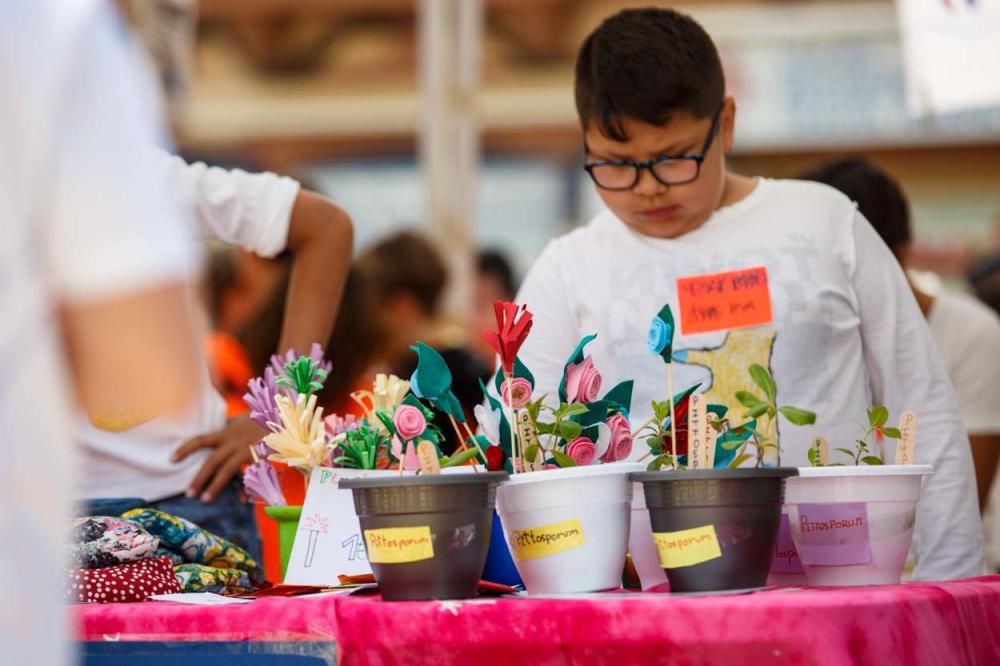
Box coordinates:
[896,0,1000,115]
[283,467,400,586]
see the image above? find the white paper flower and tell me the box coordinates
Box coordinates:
[474,404,501,446]
[264,393,331,473]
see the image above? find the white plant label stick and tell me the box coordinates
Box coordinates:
[688,393,706,469]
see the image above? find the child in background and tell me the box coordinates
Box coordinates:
[508,8,982,580]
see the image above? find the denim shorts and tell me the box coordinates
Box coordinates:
[81,480,262,562]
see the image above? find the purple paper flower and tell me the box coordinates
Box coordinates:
[243,461,287,506]
[253,440,275,459]
[270,343,333,398]
[244,367,282,432]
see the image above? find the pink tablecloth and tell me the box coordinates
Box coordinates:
[75,576,1000,665]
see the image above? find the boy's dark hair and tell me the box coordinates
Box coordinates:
[477,249,517,299]
[357,229,448,315]
[574,8,725,142]
[799,158,912,253]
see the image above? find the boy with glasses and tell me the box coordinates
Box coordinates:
[509,8,982,580]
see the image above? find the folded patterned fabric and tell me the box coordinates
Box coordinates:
[66,555,180,604]
[122,508,264,583]
[174,564,255,595]
[69,516,160,569]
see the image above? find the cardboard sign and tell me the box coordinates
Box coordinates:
[895,411,917,465]
[283,467,401,586]
[811,437,829,466]
[796,503,872,566]
[364,526,434,564]
[676,266,773,335]
[653,524,722,569]
[416,439,441,474]
[687,393,707,469]
[516,410,543,471]
[703,424,717,469]
[771,513,804,574]
[508,518,585,562]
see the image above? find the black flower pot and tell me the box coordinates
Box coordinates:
[341,472,508,600]
[630,468,798,593]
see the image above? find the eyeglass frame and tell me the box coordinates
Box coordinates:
[582,105,725,191]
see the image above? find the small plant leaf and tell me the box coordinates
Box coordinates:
[861,455,885,466]
[868,406,889,427]
[523,444,539,465]
[834,447,856,457]
[745,403,769,419]
[749,364,777,403]
[559,421,583,441]
[881,427,902,440]
[807,447,818,466]
[551,450,577,468]
[729,453,754,468]
[778,405,817,426]
[735,391,765,409]
[561,404,590,418]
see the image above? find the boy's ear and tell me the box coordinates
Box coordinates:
[721,96,737,155]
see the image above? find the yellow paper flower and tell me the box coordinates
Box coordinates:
[351,374,411,433]
[264,393,330,472]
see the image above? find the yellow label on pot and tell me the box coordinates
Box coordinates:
[364,526,434,563]
[653,525,722,569]
[508,518,585,562]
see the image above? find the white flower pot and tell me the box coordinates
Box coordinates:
[784,465,933,586]
[496,463,642,594]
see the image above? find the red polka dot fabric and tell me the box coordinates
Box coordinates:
[65,555,180,604]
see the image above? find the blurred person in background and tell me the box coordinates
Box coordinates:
[800,158,1000,518]
[357,230,491,449]
[968,253,1000,318]
[1,2,203,663]
[77,0,356,558]
[471,249,519,367]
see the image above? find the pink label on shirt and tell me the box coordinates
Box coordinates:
[771,513,804,573]
[797,503,872,566]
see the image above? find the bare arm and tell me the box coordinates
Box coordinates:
[970,433,1000,511]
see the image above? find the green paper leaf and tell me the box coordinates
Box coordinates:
[868,406,889,427]
[861,455,885,466]
[881,427,902,439]
[749,364,777,403]
[551,450,577,468]
[409,342,453,400]
[778,406,816,426]
[442,448,480,468]
[707,404,729,419]
[602,380,634,416]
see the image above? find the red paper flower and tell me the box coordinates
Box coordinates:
[482,301,533,376]
[485,445,506,471]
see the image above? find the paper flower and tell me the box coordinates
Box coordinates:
[566,437,598,466]
[565,357,602,404]
[474,404,501,446]
[501,377,533,410]
[393,405,427,441]
[648,304,676,363]
[243,460,287,506]
[373,374,411,412]
[271,343,332,397]
[482,301,534,377]
[324,413,358,437]
[244,367,282,432]
[252,440,274,459]
[600,414,633,463]
[410,342,465,421]
[263,393,331,472]
[391,435,421,470]
[485,445,506,471]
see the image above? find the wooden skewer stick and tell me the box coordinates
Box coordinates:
[667,363,678,470]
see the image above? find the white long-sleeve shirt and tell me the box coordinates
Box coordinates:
[509,177,983,581]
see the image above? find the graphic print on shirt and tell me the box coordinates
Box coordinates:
[684,327,777,425]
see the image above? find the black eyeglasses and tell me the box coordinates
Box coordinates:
[583,106,724,191]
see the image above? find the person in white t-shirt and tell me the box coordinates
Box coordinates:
[501,8,983,580]
[801,157,1000,570]
[78,154,354,554]
[2,2,203,663]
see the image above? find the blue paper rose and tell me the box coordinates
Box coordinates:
[647,318,671,355]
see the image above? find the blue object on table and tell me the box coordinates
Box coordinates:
[80,641,334,665]
[482,510,523,587]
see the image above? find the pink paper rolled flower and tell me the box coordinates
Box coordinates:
[566,437,598,466]
[565,357,602,404]
[600,414,633,463]
[501,377,533,410]
[393,405,427,441]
